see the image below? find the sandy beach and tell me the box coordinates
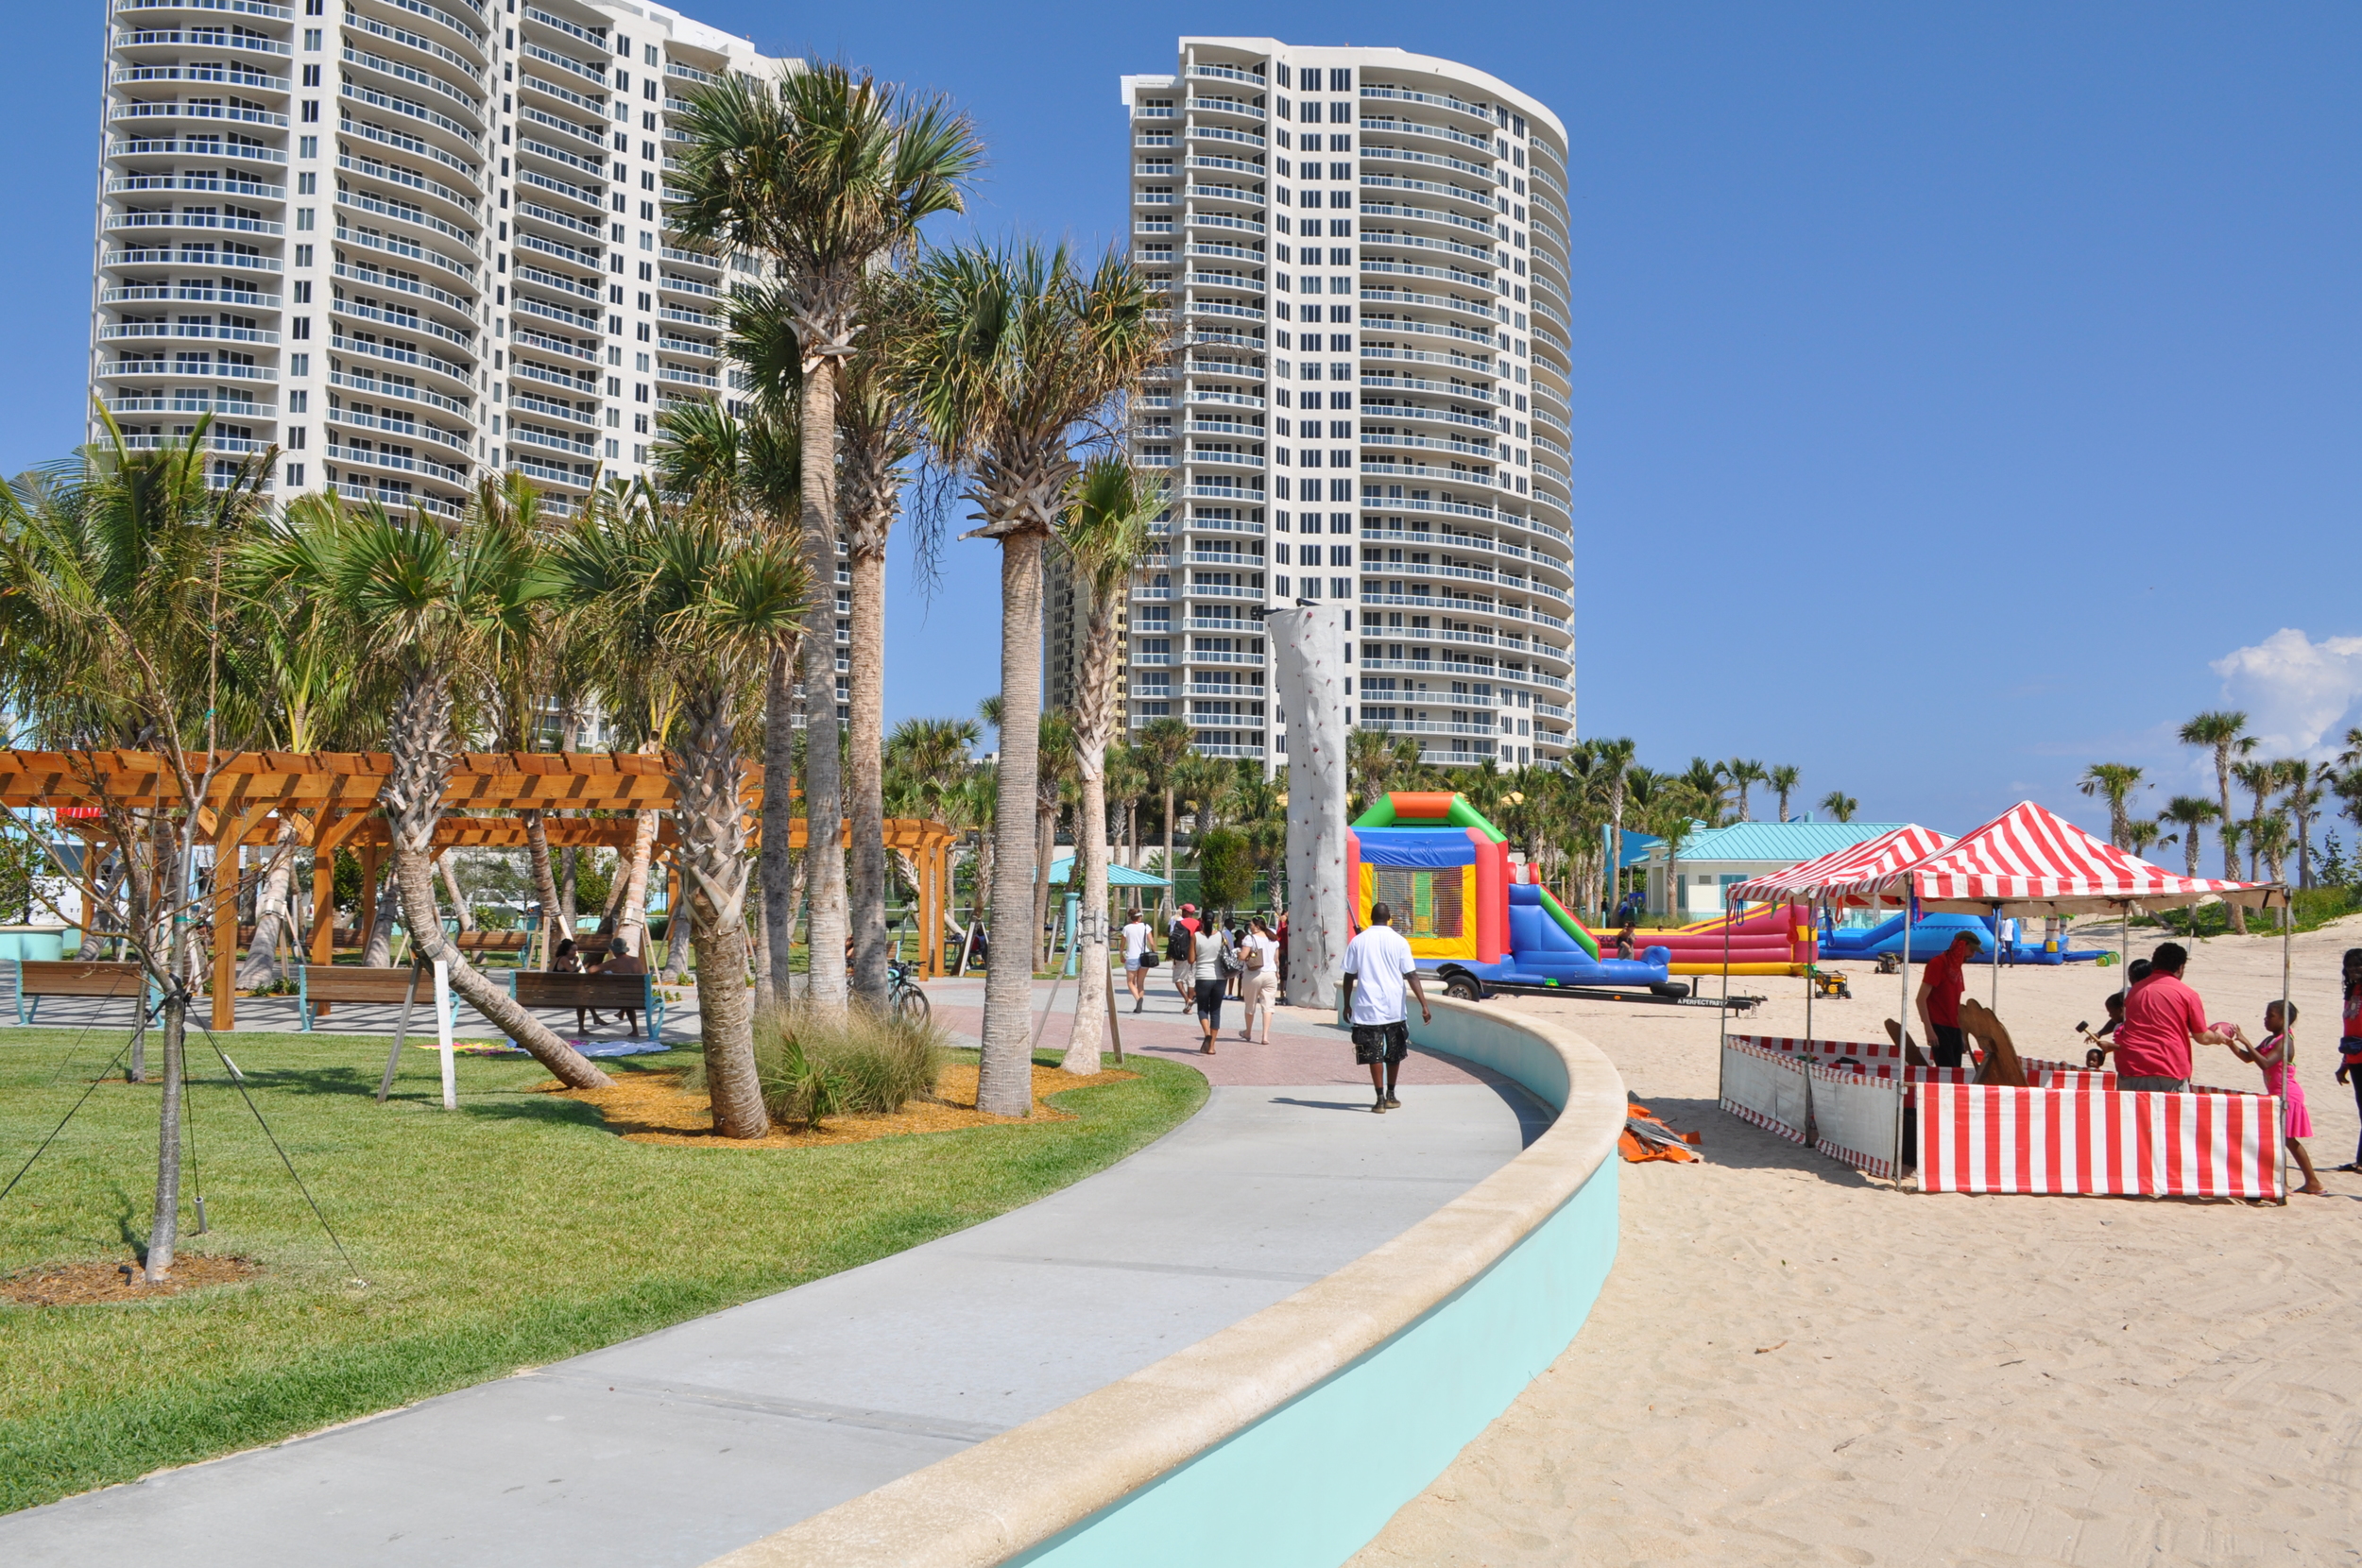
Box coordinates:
[1353,915,2362,1567]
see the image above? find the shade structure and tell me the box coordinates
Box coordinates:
[1046,856,1172,890]
[1726,825,1955,906]
[1819,800,2281,915]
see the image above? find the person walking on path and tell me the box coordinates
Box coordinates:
[1238,914,1278,1043]
[1340,900,1432,1114]
[2114,941,2237,1092]
[2227,1001,2326,1196]
[1916,930,1977,1068]
[2336,948,2362,1173]
[1121,910,1155,1014]
[1167,904,1201,1010]
[1190,914,1228,1053]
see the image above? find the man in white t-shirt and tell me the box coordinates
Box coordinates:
[1120,910,1155,1014]
[1340,900,1431,1114]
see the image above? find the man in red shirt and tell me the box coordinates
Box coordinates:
[1916,929,1977,1067]
[2115,941,2235,1091]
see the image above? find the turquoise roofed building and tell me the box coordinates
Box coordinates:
[1640,821,1921,918]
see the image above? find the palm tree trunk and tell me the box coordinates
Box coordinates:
[522,808,561,965]
[235,819,299,987]
[1160,785,1176,914]
[800,366,849,1014]
[761,640,799,992]
[1033,794,1056,973]
[2217,753,2247,932]
[980,533,1045,1116]
[847,543,890,1008]
[675,684,768,1137]
[436,851,473,932]
[1062,742,1111,1074]
[616,805,659,955]
[364,862,396,966]
[558,845,578,933]
[381,672,612,1088]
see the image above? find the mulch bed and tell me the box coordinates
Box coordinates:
[1,1253,263,1306]
[542,1062,1137,1150]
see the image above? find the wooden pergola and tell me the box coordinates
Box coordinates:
[0,751,957,1030]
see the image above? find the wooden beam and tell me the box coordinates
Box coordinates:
[357,842,384,961]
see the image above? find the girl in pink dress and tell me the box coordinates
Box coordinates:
[2229,1001,2325,1196]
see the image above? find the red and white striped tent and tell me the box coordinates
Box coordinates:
[1725,824,1954,906]
[1819,800,2281,915]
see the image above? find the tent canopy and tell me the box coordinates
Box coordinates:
[1726,825,1954,905]
[1046,856,1171,890]
[1820,801,2281,915]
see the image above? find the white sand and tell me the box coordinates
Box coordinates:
[1354,916,2362,1566]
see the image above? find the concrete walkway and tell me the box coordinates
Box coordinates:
[0,1013,1548,1565]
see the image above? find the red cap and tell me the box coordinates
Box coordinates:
[1180,903,1196,913]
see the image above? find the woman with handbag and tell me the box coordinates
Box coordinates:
[1239,915,1279,1044]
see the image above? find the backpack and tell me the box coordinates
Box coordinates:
[1167,922,1192,962]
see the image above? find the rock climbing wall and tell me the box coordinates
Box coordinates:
[1271,605,1349,1011]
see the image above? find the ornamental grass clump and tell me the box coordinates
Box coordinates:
[690,1003,946,1126]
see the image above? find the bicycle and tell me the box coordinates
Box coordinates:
[886,960,930,1025]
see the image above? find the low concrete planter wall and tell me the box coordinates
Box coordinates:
[707,997,1625,1568]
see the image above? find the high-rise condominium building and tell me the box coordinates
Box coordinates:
[88,0,792,522]
[1104,40,1575,773]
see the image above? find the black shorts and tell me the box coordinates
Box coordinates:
[1352,1021,1410,1065]
[1194,977,1226,1023]
[1931,1024,1968,1069]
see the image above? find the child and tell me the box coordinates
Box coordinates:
[2079,991,2127,1069]
[2229,1001,2326,1197]
[2338,948,2362,1174]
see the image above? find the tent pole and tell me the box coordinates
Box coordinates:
[1992,900,2002,1014]
[1720,895,1734,1049]
[1899,884,1913,1060]
[1804,897,1814,1046]
[2280,883,2292,1204]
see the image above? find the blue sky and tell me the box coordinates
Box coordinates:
[12,2,2355,840]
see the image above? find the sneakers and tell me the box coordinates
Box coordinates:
[1383,1094,1401,1109]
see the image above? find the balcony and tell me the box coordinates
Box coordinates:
[507,389,596,427]
[1179,648,1265,667]
[325,440,468,486]
[102,283,278,309]
[510,324,596,363]
[110,100,288,128]
[328,367,472,418]
[507,454,594,488]
[108,210,283,237]
[329,331,472,387]
[331,406,471,454]
[508,423,597,458]
[1186,96,1265,121]
[100,321,280,346]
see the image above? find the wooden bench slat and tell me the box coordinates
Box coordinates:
[17,961,146,997]
[300,965,435,1004]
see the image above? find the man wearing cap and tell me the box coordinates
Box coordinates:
[1166,903,1201,1010]
[1916,929,1977,1068]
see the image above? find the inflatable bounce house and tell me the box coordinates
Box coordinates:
[1347,793,1680,996]
[1818,909,2107,965]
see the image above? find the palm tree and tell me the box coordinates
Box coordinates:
[0,416,278,1280]
[834,332,926,1007]
[1034,709,1079,972]
[893,241,1162,1113]
[884,716,981,824]
[2247,810,2292,888]
[2232,758,2278,879]
[1593,737,1637,919]
[1769,764,1801,823]
[1724,758,1768,822]
[670,62,982,1016]
[2277,758,2323,889]
[2078,762,2146,848]
[1820,791,1858,823]
[1682,757,1731,828]
[2122,818,2165,861]
[1104,741,1148,870]
[551,493,808,1135]
[2160,794,2218,878]
[301,490,615,1095]
[1138,715,1195,901]
[1053,457,1162,1073]
[2180,710,2250,927]
[1642,782,1700,920]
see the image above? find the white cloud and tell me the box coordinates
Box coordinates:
[2210,629,2362,758]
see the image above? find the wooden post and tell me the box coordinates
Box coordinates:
[919,837,940,978]
[78,830,101,959]
[212,817,238,1031]
[357,842,384,958]
[308,810,341,966]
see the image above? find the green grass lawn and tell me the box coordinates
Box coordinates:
[0,1028,1207,1515]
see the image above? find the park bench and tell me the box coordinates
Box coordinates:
[14,960,151,1025]
[507,969,665,1037]
[297,964,459,1032]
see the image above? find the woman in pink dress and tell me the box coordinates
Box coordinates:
[2228,1000,2325,1196]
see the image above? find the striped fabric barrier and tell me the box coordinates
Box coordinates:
[1806,1063,1904,1179]
[2033,1067,2117,1091]
[1719,1040,1810,1144]
[1728,1033,1905,1065]
[1918,1083,2284,1200]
